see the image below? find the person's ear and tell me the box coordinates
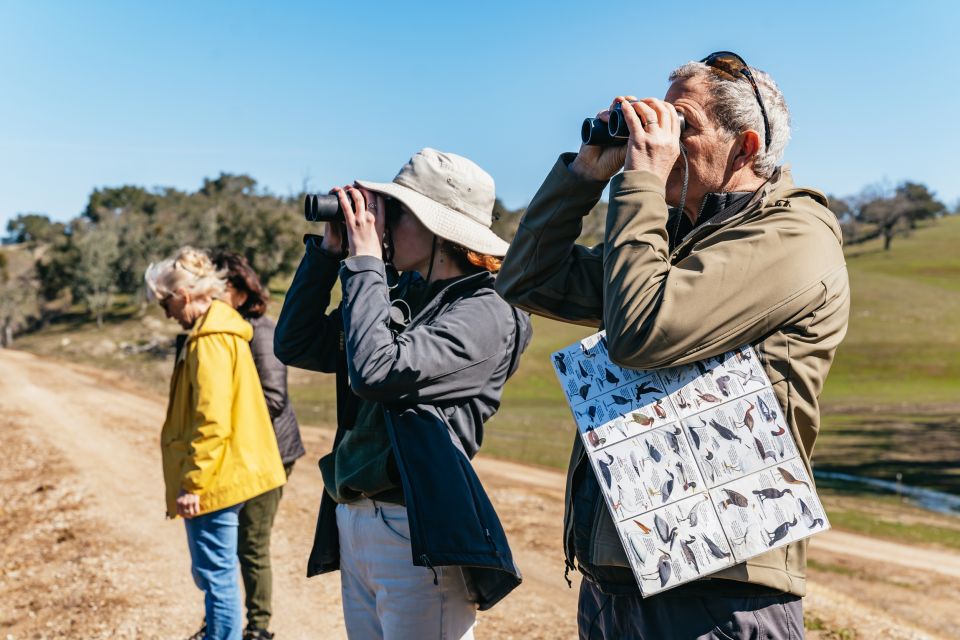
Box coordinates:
[177,288,191,306]
[731,129,761,172]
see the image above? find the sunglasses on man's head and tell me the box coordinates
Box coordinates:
[700,51,772,150]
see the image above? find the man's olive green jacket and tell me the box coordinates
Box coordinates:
[496,154,850,596]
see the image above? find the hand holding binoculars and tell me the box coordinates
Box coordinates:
[581,101,686,146]
[304,192,405,223]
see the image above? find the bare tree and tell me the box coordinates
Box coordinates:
[74,220,120,328]
[848,181,947,251]
[0,251,39,347]
[847,183,905,251]
[861,197,912,251]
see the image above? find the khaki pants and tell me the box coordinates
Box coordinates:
[336,499,477,640]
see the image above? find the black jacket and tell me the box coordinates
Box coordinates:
[247,315,305,466]
[274,237,532,611]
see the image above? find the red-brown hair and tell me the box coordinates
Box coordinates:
[441,242,503,274]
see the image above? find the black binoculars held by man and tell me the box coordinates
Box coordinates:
[582,100,687,146]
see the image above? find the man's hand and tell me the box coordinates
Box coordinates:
[569,96,634,182]
[335,185,386,260]
[619,97,681,182]
[176,490,201,518]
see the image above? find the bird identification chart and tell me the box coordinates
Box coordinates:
[552,332,829,596]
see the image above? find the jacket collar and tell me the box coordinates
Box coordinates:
[670,165,826,256]
[670,190,753,248]
[405,270,494,329]
[697,190,755,228]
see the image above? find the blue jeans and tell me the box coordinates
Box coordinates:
[184,504,244,640]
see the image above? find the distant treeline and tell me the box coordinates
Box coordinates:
[0,173,540,342]
[3,174,309,332]
[0,172,951,345]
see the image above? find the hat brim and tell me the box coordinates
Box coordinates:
[355,179,510,257]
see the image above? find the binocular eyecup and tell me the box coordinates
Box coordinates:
[304,194,344,222]
[581,102,686,146]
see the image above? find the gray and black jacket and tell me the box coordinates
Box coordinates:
[247,315,305,466]
[274,236,533,610]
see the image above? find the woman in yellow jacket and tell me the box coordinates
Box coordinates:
[145,247,286,640]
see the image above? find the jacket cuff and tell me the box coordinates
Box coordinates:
[610,170,666,198]
[606,171,669,243]
[341,255,386,277]
[555,152,610,194]
[305,235,347,261]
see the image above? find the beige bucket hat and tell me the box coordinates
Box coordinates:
[355,148,510,257]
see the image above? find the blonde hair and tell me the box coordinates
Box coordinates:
[144,246,227,302]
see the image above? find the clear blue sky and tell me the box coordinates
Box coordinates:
[1,0,958,231]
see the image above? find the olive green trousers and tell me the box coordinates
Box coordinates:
[238,463,293,630]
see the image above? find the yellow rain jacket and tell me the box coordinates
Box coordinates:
[161,300,286,518]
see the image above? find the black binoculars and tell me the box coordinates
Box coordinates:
[304,192,405,223]
[304,194,343,222]
[581,102,686,146]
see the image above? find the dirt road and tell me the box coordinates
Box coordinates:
[1,349,955,639]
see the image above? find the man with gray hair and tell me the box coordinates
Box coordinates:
[497,52,850,638]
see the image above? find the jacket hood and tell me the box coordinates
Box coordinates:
[762,165,843,245]
[190,300,253,342]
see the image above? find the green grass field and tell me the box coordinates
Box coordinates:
[821,219,960,409]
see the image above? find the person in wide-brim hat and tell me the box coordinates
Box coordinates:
[353,147,510,258]
[274,148,532,640]
[309,147,509,285]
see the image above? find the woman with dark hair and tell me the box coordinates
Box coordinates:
[212,251,305,640]
[275,148,532,639]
